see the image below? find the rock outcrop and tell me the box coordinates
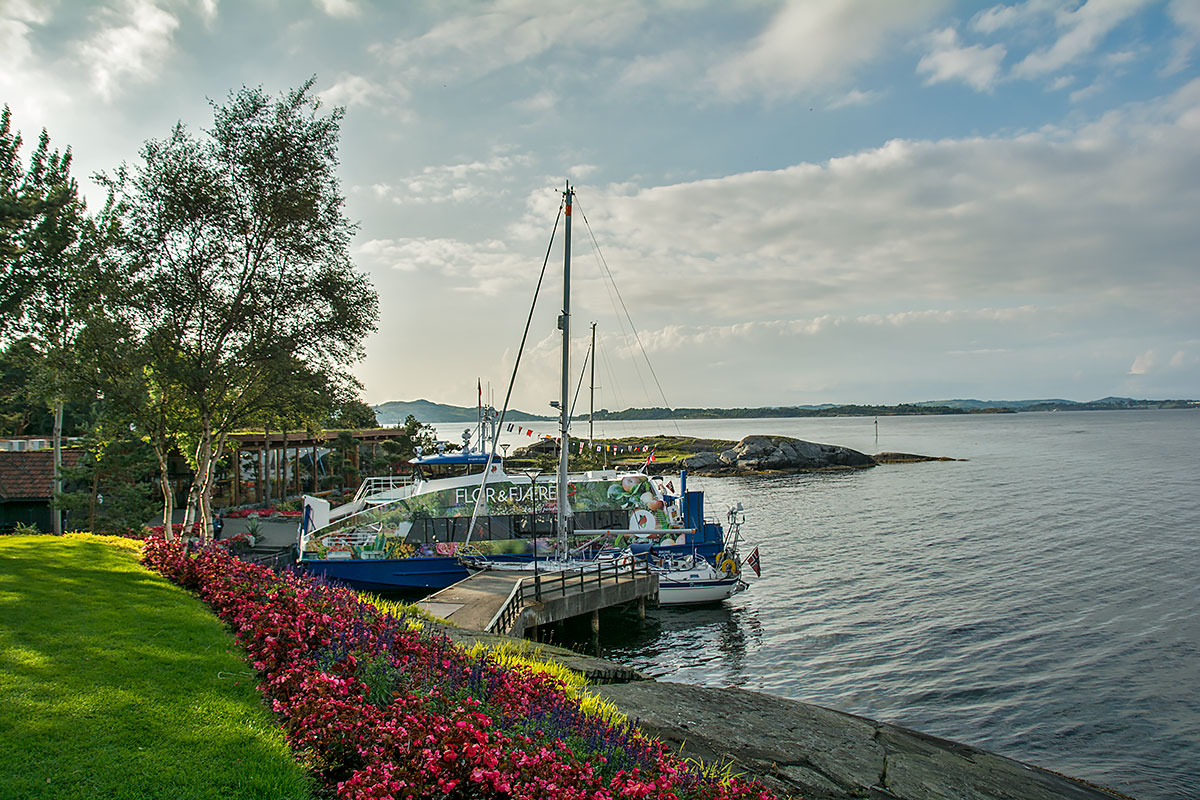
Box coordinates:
[593,682,1125,800]
[683,435,876,475]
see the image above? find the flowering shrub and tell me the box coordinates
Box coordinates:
[143,522,204,539]
[224,507,302,519]
[141,538,774,800]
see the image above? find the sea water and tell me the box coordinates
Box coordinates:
[506,410,1199,800]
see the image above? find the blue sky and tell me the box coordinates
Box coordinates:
[4,0,1199,410]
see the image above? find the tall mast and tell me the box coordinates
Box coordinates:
[589,321,596,447]
[557,183,573,551]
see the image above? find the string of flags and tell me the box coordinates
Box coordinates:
[503,423,655,458]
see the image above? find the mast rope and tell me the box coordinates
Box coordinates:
[576,197,682,436]
[465,197,564,544]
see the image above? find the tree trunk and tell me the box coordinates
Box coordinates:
[154,443,174,539]
[52,400,63,535]
[88,465,99,533]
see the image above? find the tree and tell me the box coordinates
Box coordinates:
[329,397,378,429]
[108,80,378,538]
[0,105,99,534]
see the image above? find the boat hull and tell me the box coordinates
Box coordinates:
[299,556,469,592]
[658,577,741,605]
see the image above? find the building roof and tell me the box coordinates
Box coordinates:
[0,449,83,502]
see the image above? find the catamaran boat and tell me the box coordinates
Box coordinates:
[297,185,756,596]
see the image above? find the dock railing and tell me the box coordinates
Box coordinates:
[485,558,654,636]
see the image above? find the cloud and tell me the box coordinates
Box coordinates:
[708,0,950,100]
[1129,349,1156,374]
[563,78,1200,324]
[1164,0,1200,74]
[1013,0,1153,78]
[318,74,394,108]
[315,0,359,18]
[376,0,645,84]
[917,26,1007,91]
[971,0,1061,35]
[358,152,536,206]
[827,88,883,108]
[76,0,180,101]
[0,1,72,118]
[354,236,535,295]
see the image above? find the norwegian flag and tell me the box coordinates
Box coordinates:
[745,547,761,577]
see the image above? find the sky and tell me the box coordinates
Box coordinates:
[3,0,1199,412]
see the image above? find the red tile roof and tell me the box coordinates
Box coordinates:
[0,449,83,501]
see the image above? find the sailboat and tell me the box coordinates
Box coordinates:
[296,185,755,595]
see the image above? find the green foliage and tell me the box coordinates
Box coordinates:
[55,431,157,535]
[98,79,378,531]
[328,397,378,429]
[0,535,314,799]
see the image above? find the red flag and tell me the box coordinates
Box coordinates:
[527,429,532,437]
[745,547,761,577]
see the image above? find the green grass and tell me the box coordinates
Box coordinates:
[0,535,314,800]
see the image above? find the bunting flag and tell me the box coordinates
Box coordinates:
[507,423,513,432]
[745,547,761,577]
[526,429,533,437]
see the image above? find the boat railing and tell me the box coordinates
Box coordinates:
[484,558,653,636]
[352,475,414,504]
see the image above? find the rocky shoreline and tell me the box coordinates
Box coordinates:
[449,627,1127,800]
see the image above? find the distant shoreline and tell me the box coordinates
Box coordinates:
[378,397,1197,426]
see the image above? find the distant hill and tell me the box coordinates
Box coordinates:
[374,399,550,425]
[375,397,1195,425]
[914,399,1076,410]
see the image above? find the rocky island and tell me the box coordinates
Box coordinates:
[513,434,959,476]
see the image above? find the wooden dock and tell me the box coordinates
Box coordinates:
[418,560,659,639]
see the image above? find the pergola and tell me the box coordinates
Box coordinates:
[225,427,402,505]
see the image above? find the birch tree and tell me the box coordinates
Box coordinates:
[111,80,377,538]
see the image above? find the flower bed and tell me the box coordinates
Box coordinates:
[223,507,303,519]
[141,538,773,800]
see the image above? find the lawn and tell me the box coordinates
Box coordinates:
[0,534,314,800]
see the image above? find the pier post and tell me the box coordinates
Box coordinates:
[590,609,601,654]
[637,596,646,621]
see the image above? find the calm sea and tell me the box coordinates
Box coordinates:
[464,410,1199,800]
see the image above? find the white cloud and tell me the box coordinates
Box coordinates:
[618,50,699,88]
[0,1,71,118]
[315,0,359,17]
[377,0,645,84]
[1129,349,1156,374]
[1013,0,1153,78]
[565,78,1200,324]
[361,153,536,205]
[709,0,950,100]
[917,26,1007,91]
[318,74,393,108]
[76,0,180,101]
[195,0,217,25]
[971,0,1061,35]
[354,237,534,295]
[827,88,883,108]
[514,89,558,113]
[1164,0,1200,74]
